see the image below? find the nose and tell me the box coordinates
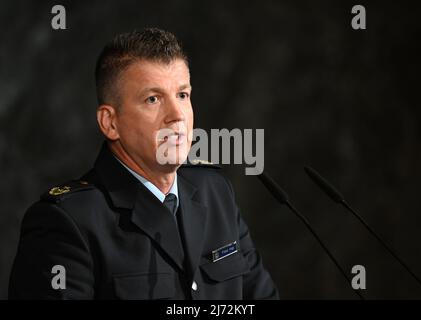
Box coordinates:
[165,97,185,124]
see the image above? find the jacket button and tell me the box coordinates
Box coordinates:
[191,280,198,291]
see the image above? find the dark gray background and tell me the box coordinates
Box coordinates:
[1,0,420,299]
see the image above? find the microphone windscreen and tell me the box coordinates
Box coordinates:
[304,166,345,203]
[257,172,289,205]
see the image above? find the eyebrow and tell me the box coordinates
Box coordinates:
[138,84,192,97]
[179,84,192,91]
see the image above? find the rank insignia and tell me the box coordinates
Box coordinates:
[190,159,214,165]
[49,186,71,196]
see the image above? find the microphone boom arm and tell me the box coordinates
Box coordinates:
[257,172,364,300]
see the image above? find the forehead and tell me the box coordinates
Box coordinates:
[119,59,190,90]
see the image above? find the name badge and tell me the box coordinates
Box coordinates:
[212,241,238,262]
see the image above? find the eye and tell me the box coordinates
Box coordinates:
[178,92,190,100]
[145,96,159,104]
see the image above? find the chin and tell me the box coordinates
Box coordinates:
[169,150,189,166]
[157,162,182,174]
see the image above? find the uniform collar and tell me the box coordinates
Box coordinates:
[114,156,179,211]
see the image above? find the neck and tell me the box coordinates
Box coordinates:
[109,141,176,194]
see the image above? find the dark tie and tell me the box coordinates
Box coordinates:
[163,193,178,216]
[164,193,189,279]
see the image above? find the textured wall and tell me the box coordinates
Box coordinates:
[1,0,421,299]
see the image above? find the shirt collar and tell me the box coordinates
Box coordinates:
[114,156,179,211]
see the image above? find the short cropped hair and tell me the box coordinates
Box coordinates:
[95,28,188,105]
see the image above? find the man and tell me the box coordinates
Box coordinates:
[9,28,279,299]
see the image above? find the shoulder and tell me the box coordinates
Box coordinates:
[22,177,107,234]
[178,160,234,194]
[40,179,98,204]
[178,159,223,180]
[37,176,107,222]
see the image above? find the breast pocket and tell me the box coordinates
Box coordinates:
[199,252,250,283]
[113,272,175,300]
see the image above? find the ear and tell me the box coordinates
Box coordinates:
[97,105,120,140]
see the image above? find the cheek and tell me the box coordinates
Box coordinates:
[119,113,157,144]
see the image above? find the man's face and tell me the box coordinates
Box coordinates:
[112,58,193,173]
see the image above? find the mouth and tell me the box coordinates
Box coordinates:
[160,132,187,146]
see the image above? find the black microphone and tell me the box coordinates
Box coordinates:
[257,172,364,300]
[304,165,421,288]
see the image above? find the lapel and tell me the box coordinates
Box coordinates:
[177,174,208,277]
[131,186,185,271]
[93,142,185,271]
